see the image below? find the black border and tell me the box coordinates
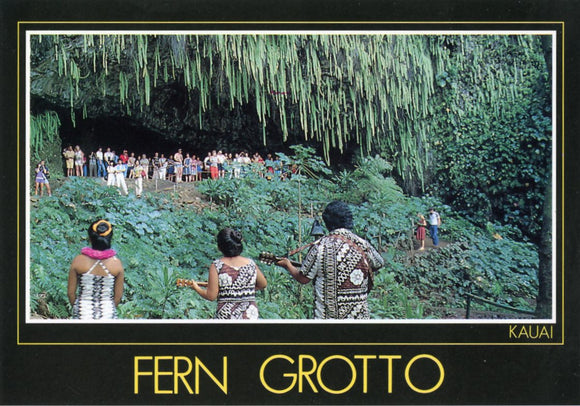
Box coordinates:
[2,1,579,404]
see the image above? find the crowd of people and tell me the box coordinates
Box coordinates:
[61,145,294,196]
[63,145,292,181]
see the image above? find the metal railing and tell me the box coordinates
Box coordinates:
[464,292,535,319]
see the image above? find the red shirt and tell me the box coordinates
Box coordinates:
[119,153,129,163]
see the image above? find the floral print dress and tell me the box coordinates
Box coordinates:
[213,259,259,319]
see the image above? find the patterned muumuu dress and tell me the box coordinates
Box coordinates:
[73,260,117,319]
[214,259,259,320]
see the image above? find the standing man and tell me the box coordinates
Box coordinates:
[140,154,150,180]
[104,147,114,164]
[428,207,442,247]
[276,201,384,319]
[63,146,75,177]
[88,152,97,177]
[96,147,106,178]
[174,148,184,183]
[127,152,136,179]
[151,152,161,180]
[217,150,226,178]
[159,153,167,180]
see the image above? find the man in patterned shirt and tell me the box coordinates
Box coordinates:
[277,201,384,319]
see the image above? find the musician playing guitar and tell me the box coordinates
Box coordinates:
[187,228,267,320]
[275,201,384,320]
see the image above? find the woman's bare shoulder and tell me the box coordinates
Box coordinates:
[105,256,124,271]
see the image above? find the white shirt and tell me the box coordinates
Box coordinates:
[428,211,440,226]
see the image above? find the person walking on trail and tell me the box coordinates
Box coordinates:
[428,207,441,247]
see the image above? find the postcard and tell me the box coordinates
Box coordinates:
[2,0,579,404]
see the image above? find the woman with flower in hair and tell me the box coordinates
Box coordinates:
[67,220,124,319]
[189,228,267,319]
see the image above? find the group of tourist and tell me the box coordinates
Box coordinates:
[37,144,292,199]
[60,145,292,197]
[62,145,290,182]
[68,201,387,321]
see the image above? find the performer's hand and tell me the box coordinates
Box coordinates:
[276,258,292,269]
[189,280,200,291]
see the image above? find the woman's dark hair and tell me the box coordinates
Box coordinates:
[322,201,353,231]
[217,228,243,257]
[88,219,113,250]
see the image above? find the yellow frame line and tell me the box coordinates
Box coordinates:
[17,21,565,347]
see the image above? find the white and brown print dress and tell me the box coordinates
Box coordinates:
[300,228,384,319]
[214,259,260,319]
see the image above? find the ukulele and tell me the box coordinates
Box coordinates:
[176,278,208,288]
[258,252,302,267]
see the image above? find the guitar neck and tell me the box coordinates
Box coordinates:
[176,278,208,287]
[259,252,302,267]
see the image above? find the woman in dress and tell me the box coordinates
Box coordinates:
[183,153,192,182]
[67,220,124,319]
[416,213,427,250]
[189,228,267,319]
[74,145,84,177]
[88,152,97,177]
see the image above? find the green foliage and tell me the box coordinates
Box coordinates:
[29,155,539,319]
[31,34,439,178]
[30,111,64,180]
[30,34,552,250]
[427,35,551,242]
[30,111,61,160]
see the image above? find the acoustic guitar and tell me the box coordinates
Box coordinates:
[258,252,302,267]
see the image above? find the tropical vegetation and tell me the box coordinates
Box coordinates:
[28,32,552,319]
[30,149,539,320]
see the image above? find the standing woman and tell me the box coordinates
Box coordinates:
[67,220,124,319]
[189,228,267,319]
[132,160,145,198]
[88,152,97,177]
[34,160,52,196]
[183,153,192,182]
[416,213,427,250]
[74,145,84,177]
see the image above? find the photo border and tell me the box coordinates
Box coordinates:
[18,20,565,347]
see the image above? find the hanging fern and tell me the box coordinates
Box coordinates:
[30,111,61,158]
[30,33,546,192]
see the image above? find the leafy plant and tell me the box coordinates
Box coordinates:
[29,167,539,320]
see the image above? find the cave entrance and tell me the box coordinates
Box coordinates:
[58,116,181,158]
